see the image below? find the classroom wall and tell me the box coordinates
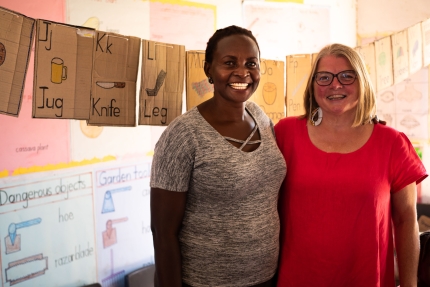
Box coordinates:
[357,0,430,201]
[5,0,427,286]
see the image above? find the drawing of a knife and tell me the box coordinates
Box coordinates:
[96,82,126,89]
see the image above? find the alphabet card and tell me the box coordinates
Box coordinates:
[285,54,311,117]
[248,59,285,124]
[0,7,35,117]
[33,20,95,119]
[391,30,410,84]
[408,23,423,75]
[422,18,430,67]
[186,50,213,111]
[139,40,185,126]
[355,44,377,90]
[89,32,141,127]
[374,36,394,92]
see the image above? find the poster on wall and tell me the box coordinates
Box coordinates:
[0,170,97,287]
[391,30,410,84]
[376,68,429,140]
[0,0,70,176]
[374,36,394,92]
[243,1,330,59]
[94,160,154,287]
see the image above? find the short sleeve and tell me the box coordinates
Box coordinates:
[390,132,428,193]
[150,119,196,192]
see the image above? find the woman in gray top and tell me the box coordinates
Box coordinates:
[150,25,286,287]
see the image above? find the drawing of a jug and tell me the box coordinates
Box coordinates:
[51,57,67,84]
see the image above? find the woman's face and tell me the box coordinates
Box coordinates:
[313,55,359,118]
[205,34,260,104]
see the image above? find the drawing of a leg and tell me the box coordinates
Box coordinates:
[146,70,167,96]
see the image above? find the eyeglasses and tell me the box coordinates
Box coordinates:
[313,70,357,86]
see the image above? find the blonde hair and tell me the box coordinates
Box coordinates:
[302,43,376,127]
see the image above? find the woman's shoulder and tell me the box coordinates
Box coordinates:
[275,116,305,130]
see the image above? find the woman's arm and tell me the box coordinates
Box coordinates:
[392,182,419,287]
[151,187,187,287]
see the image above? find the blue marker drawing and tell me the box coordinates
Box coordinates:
[102,186,132,214]
[5,218,42,254]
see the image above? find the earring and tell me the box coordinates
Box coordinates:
[310,107,322,126]
[208,77,213,84]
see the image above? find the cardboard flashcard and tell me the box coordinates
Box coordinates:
[391,30,410,84]
[249,59,285,124]
[285,54,311,117]
[33,19,95,119]
[185,50,213,111]
[139,40,185,126]
[0,7,35,117]
[355,43,377,90]
[374,36,394,92]
[89,32,141,127]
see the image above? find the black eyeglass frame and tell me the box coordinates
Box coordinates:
[313,70,358,86]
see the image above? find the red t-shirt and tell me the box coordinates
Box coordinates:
[275,117,427,287]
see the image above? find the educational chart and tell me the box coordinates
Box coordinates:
[0,0,70,176]
[94,161,153,287]
[243,1,330,59]
[376,67,429,140]
[149,0,216,51]
[0,170,97,287]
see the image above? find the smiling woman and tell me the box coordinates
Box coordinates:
[150,26,286,287]
[274,43,428,287]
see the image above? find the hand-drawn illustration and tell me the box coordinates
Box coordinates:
[400,114,420,130]
[5,253,48,286]
[191,78,213,97]
[51,57,67,84]
[379,90,394,103]
[378,51,386,66]
[0,42,5,66]
[146,69,167,96]
[83,16,100,30]
[102,249,125,287]
[102,186,132,214]
[102,217,129,248]
[96,82,126,89]
[5,218,42,254]
[398,80,422,102]
[80,120,104,138]
[262,82,277,105]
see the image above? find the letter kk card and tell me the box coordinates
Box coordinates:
[88,32,140,127]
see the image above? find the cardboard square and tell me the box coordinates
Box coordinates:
[185,50,213,111]
[285,54,311,117]
[391,30,410,84]
[32,19,95,119]
[422,18,430,67]
[0,7,35,117]
[408,22,423,75]
[139,40,185,126]
[374,36,394,92]
[249,59,285,124]
[355,43,377,90]
[89,32,141,126]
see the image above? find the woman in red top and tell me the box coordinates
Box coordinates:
[275,43,427,287]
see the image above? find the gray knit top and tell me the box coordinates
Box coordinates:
[150,101,287,287]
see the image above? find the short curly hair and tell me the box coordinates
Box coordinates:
[205,25,260,64]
